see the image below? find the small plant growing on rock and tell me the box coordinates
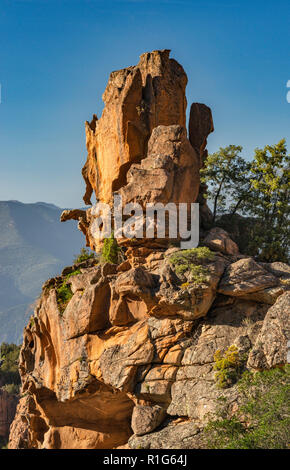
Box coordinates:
[213,345,246,388]
[101,232,121,264]
[2,383,20,395]
[56,282,73,314]
[241,316,255,328]
[169,246,215,283]
[73,247,96,264]
[29,316,35,329]
[180,282,190,289]
[56,269,83,314]
[65,268,81,279]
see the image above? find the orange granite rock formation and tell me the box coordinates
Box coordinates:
[8,247,290,449]
[8,51,290,450]
[63,50,207,251]
[82,49,188,205]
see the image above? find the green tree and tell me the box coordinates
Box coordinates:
[242,139,290,262]
[205,366,290,449]
[202,140,289,262]
[73,247,96,264]
[200,145,250,223]
[0,343,21,389]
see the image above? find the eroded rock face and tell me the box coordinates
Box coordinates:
[62,50,208,252]
[9,246,290,449]
[82,49,188,205]
[188,103,214,229]
[189,103,214,167]
[217,257,281,301]
[203,227,239,256]
[131,404,166,436]
[120,125,200,207]
[247,292,290,369]
[167,299,268,422]
[9,51,290,449]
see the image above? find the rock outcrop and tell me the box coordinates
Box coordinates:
[8,246,290,449]
[82,49,188,205]
[8,50,290,449]
[62,50,204,252]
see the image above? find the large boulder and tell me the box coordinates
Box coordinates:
[131,404,166,436]
[218,258,279,298]
[247,292,290,369]
[203,227,239,256]
[120,125,200,207]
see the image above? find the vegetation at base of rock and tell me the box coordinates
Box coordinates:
[213,345,246,388]
[73,247,96,264]
[1,383,19,395]
[169,247,215,282]
[205,366,290,449]
[202,140,290,263]
[0,343,21,392]
[101,233,121,264]
[0,436,8,449]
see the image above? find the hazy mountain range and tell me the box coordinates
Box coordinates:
[0,201,84,345]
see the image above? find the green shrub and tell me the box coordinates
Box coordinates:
[56,283,73,313]
[169,246,215,282]
[56,269,81,314]
[101,233,121,264]
[65,269,81,279]
[73,247,96,264]
[213,345,246,388]
[2,383,20,395]
[205,365,290,449]
[0,343,21,387]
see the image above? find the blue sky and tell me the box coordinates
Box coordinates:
[0,0,289,208]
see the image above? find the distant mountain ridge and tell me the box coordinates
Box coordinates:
[0,201,84,344]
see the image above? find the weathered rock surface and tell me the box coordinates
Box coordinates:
[82,49,188,205]
[203,227,239,256]
[8,246,290,449]
[120,125,200,207]
[131,404,166,436]
[9,50,290,450]
[189,103,214,167]
[188,103,214,229]
[247,292,290,369]
[129,419,201,449]
[167,299,268,422]
[218,258,279,299]
[61,50,207,252]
